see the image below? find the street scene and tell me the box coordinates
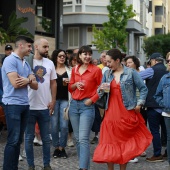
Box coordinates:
[0,131,168,170]
[1,1,170,170]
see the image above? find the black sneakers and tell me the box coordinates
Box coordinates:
[53,148,61,158]
[60,149,68,159]
[53,148,68,159]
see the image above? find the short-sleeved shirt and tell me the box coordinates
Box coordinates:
[2,52,32,105]
[28,58,57,110]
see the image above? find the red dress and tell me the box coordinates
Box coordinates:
[93,80,152,164]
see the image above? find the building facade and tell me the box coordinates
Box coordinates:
[150,0,170,35]
[0,0,63,56]
[63,0,151,64]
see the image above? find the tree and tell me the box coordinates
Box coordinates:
[92,0,135,52]
[142,33,170,58]
[0,15,8,45]
[0,11,33,44]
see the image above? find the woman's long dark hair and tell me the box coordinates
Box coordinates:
[51,49,69,68]
[106,48,124,62]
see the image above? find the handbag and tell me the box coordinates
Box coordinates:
[95,71,110,109]
[95,93,107,109]
[63,106,69,120]
[63,99,72,120]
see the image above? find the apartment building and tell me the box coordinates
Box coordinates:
[151,0,170,35]
[63,0,151,63]
[0,0,62,55]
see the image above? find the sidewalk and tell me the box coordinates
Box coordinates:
[0,130,169,170]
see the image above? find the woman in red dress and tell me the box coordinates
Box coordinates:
[93,49,152,170]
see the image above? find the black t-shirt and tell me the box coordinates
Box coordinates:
[56,71,69,100]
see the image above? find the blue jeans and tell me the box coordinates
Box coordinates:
[3,104,29,170]
[25,109,51,167]
[69,99,95,170]
[51,100,68,148]
[147,108,163,156]
[164,117,170,164]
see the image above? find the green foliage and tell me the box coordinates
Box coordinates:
[0,11,33,44]
[41,17,52,33]
[92,0,135,52]
[142,33,170,58]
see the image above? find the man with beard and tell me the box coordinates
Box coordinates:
[25,38,57,170]
[2,36,38,170]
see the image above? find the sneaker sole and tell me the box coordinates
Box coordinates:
[146,159,164,162]
[53,156,60,158]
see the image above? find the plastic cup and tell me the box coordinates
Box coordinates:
[103,82,110,93]
[63,78,68,86]
[79,80,86,90]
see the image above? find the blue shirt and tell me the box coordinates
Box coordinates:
[2,52,32,105]
[139,67,154,80]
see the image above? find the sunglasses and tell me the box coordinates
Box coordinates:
[166,60,170,63]
[58,55,66,58]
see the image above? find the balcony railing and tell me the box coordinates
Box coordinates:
[63,0,109,13]
[35,16,53,34]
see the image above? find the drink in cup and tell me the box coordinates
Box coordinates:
[103,82,110,93]
[79,80,86,90]
[63,78,68,86]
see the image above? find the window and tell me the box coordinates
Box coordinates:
[86,27,102,46]
[68,27,79,49]
[63,1,72,5]
[76,0,82,4]
[37,6,42,16]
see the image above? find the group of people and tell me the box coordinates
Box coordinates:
[1,35,170,170]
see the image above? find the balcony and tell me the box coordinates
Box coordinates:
[35,16,53,35]
[63,0,109,14]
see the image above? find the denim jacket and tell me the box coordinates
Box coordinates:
[154,72,170,112]
[97,65,148,110]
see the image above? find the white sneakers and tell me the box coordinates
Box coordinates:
[19,155,23,161]
[67,139,74,147]
[33,136,43,146]
[128,158,139,163]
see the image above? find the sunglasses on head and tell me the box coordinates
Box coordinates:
[58,55,66,58]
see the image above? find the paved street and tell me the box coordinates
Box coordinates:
[0,130,169,170]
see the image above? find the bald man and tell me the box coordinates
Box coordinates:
[25,38,57,170]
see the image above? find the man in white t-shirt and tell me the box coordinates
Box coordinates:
[25,38,57,170]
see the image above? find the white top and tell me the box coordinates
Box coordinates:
[162,112,170,117]
[28,58,57,110]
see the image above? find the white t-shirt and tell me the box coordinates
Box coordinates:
[28,58,57,110]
